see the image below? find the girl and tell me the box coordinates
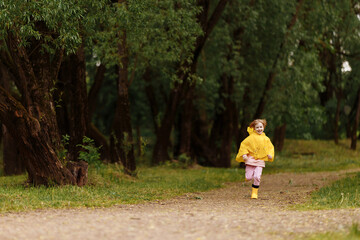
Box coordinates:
[236,119,275,199]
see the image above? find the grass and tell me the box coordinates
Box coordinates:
[295,223,360,240]
[267,139,360,210]
[297,171,360,210]
[1,138,360,213]
[0,163,243,213]
[265,139,360,173]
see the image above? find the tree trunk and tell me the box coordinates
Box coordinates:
[143,67,159,134]
[2,125,25,175]
[58,44,89,162]
[0,59,25,175]
[351,88,360,150]
[87,64,110,161]
[179,0,229,155]
[228,0,257,148]
[111,91,136,174]
[135,124,142,157]
[152,82,184,164]
[334,95,341,144]
[218,74,235,168]
[0,87,77,185]
[110,17,136,174]
[1,29,87,186]
[88,64,106,119]
[192,105,216,166]
[203,73,235,168]
[273,123,287,152]
[178,89,194,158]
[346,118,352,139]
[152,0,229,164]
[238,86,251,144]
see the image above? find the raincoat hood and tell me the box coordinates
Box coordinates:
[247,127,264,136]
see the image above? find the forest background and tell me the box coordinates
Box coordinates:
[0,0,359,187]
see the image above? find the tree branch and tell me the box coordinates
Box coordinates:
[193,0,229,64]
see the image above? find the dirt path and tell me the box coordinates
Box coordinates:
[0,170,359,240]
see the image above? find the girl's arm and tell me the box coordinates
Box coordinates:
[267,138,275,161]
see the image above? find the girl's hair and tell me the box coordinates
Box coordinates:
[249,119,267,129]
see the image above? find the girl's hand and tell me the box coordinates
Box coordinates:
[242,155,248,161]
[267,155,273,159]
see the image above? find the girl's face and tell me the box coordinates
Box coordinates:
[254,122,264,135]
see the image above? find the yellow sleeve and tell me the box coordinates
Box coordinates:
[266,138,275,162]
[235,137,252,162]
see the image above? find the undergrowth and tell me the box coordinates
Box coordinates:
[0,164,242,213]
[1,139,360,213]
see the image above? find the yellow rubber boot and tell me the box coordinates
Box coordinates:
[251,187,258,199]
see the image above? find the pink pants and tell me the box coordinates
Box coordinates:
[245,165,263,186]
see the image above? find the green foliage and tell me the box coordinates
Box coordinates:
[138,136,149,157]
[57,134,70,164]
[87,0,202,136]
[57,135,102,170]
[121,132,133,157]
[267,46,327,138]
[91,0,201,67]
[178,153,192,166]
[0,165,242,213]
[164,153,195,169]
[0,0,109,54]
[77,137,102,170]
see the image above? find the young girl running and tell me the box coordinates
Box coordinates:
[236,119,275,199]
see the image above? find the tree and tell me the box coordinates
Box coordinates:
[193,0,307,163]
[253,0,304,120]
[108,0,136,175]
[311,0,360,145]
[152,0,228,164]
[0,0,108,185]
[56,43,89,162]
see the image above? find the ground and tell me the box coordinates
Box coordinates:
[0,169,359,240]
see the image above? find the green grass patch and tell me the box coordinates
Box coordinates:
[266,139,360,173]
[296,223,360,240]
[0,164,243,213]
[1,139,360,213]
[297,172,360,210]
[273,139,360,211]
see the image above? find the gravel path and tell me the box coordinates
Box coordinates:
[0,170,359,240]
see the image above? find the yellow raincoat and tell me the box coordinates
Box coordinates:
[236,127,275,162]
